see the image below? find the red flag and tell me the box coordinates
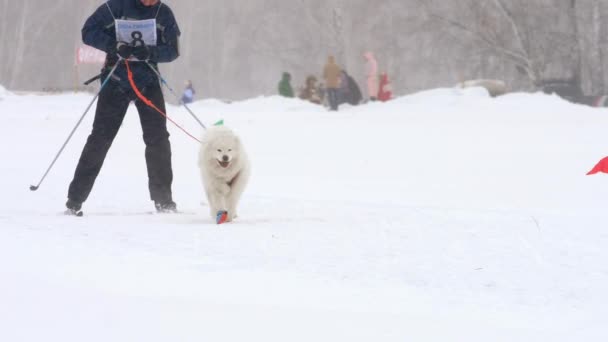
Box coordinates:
[587,157,608,175]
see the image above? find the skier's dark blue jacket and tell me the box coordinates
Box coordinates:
[82,0,181,89]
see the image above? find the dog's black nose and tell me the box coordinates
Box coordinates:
[222,155,229,162]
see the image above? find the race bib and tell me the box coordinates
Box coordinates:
[115,19,157,47]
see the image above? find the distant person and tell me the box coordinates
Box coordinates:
[299,75,322,104]
[181,80,195,104]
[378,72,393,102]
[337,71,349,105]
[278,72,294,98]
[323,56,341,111]
[337,70,362,106]
[345,71,363,105]
[346,74,363,106]
[364,51,379,101]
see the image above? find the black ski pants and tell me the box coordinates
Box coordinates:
[68,80,173,204]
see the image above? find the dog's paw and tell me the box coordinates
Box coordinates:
[228,210,237,221]
[216,210,228,225]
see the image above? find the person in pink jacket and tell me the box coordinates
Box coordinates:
[364,51,379,101]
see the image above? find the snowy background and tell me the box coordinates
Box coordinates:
[2,0,608,98]
[1,85,608,340]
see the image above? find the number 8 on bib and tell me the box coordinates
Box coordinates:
[115,19,157,47]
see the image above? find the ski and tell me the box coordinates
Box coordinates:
[149,210,194,215]
[58,210,196,217]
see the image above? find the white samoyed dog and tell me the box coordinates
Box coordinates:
[198,126,250,223]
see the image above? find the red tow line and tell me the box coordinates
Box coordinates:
[125,60,201,144]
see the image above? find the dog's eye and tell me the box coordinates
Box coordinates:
[217,149,222,153]
[228,149,232,152]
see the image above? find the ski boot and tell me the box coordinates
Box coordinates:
[65,199,84,217]
[155,200,178,214]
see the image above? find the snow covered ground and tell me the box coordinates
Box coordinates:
[1,86,608,341]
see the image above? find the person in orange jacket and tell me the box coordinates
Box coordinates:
[323,56,342,111]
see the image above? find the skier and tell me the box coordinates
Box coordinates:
[65,0,181,215]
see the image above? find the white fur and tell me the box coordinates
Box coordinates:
[198,126,250,223]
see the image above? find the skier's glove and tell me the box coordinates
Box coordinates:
[132,45,151,61]
[116,42,133,59]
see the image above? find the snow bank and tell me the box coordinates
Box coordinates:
[229,95,327,112]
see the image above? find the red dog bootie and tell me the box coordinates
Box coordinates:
[216,210,228,224]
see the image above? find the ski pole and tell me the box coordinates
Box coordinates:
[145,62,207,130]
[83,74,102,86]
[29,62,121,191]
